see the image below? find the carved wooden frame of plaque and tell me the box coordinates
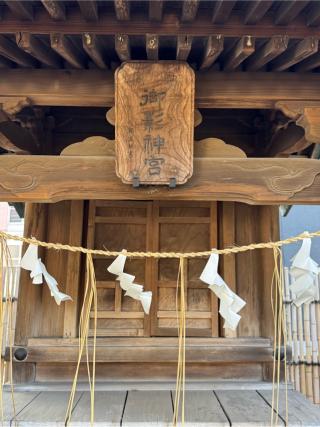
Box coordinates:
[115,61,195,185]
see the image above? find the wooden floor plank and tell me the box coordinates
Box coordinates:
[215,390,283,426]
[178,391,230,426]
[122,390,173,426]
[15,391,82,426]
[258,389,320,426]
[69,391,126,426]
[2,391,40,425]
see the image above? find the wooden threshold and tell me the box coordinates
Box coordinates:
[1,155,320,205]
[8,338,273,364]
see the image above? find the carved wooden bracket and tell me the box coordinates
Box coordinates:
[276,101,320,144]
[0,96,32,117]
[0,96,43,154]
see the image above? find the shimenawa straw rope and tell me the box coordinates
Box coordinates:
[1,228,317,426]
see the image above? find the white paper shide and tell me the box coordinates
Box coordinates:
[107,251,152,314]
[290,236,319,306]
[20,243,72,305]
[200,253,246,330]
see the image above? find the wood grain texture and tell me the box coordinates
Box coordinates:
[115,62,194,185]
[1,70,320,110]
[277,101,320,144]
[215,390,284,426]
[181,391,229,426]
[122,391,172,426]
[15,391,82,425]
[2,155,320,204]
[258,389,320,425]
[0,8,320,38]
[2,391,40,424]
[70,391,126,426]
[9,338,273,364]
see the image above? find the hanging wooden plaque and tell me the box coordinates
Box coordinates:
[115,61,195,185]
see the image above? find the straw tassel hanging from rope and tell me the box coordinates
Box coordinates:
[65,253,97,427]
[173,257,186,427]
[271,247,288,427]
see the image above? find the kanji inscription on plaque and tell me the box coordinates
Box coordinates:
[115,62,195,185]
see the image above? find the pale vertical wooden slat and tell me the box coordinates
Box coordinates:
[122,390,172,426]
[218,202,237,338]
[69,391,126,426]
[209,202,219,337]
[63,200,84,338]
[144,202,154,337]
[150,201,160,336]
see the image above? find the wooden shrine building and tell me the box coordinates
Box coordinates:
[1,0,320,392]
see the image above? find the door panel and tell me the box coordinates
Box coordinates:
[87,201,152,337]
[87,200,219,338]
[151,202,218,337]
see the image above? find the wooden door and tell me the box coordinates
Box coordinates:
[87,201,153,337]
[151,202,218,337]
[87,201,218,338]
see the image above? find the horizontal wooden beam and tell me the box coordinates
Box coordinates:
[1,155,320,205]
[8,338,273,363]
[1,70,320,109]
[0,9,319,38]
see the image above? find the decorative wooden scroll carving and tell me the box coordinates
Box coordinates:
[2,155,320,204]
[276,101,320,144]
[115,62,195,186]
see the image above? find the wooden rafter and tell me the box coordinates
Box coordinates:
[4,1,33,20]
[199,35,224,70]
[149,0,163,21]
[0,35,37,67]
[114,0,130,21]
[270,37,318,71]
[181,0,199,23]
[246,36,289,71]
[0,55,13,68]
[1,70,320,109]
[50,34,87,69]
[41,1,66,21]
[243,1,273,25]
[223,36,255,71]
[115,34,130,62]
[295,51,320,72]
[1,155,320,204]
[274,1,308,25]
[16,33,61,68]
[82,33,108,69]
[77,1,98,22]
[176,35,193,61]
[212,1,236,24]
[146,34,159,60]
[306,2,320,27]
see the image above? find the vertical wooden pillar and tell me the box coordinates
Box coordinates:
[257,205,280,339]
[15,203,48,346]
[14,203,48,382]
[218,202,237,337]
[235,204,261,337]
[63,201,84,338]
